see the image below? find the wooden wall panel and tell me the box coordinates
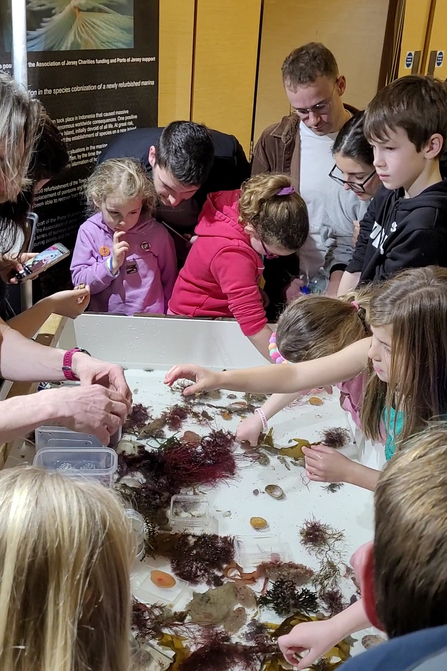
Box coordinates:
[425,0,447,79]
[254,0,390,144]
[398,0,431,76]
[158,0,195,125]
[191,0,262,155]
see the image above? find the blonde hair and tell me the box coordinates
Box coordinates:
[0,72,42,203]
[276,290,370,362]
[361,266,447,445]
[374,423,447,637]
[0,467,133,671]
[86,158,157,214]
[238,173,308,251]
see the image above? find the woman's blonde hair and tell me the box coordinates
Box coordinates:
[276,290,370,363]
[0,467,133,671]
[374,423,447,637]
[238,173,308,251]
[86,158,157,214]
[361,266,447,444]
[0,72,42,203]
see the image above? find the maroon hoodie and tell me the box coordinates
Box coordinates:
[168,190,267,336]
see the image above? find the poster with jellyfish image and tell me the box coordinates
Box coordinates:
[26,0,135,52]
[0,0,158,299]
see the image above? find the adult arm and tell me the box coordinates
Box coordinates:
[0,384,127,445]
[337,270,361,296]
[70,225,116,294]
[165,337,371,395]
[345,197,378,275]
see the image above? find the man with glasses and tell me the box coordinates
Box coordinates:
[253,43,367,311]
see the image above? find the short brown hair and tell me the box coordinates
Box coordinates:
[238,173,308,251]
[374,423,447,638]
[281,42,339,89]
[276,291,370,362]
[364,75,447,154]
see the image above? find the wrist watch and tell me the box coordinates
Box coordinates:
[62,347,91,381]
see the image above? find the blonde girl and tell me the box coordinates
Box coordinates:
[71,158,177,315]
[0,467,133,671]
[165,266,447,491]
[237,290,370,445]
[168,173,309,360]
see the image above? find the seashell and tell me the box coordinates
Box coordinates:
[150,570,176,589]
[362,634,386,649]
[250,516,268,530]
[309,396,324,406]
[265,484,285,500]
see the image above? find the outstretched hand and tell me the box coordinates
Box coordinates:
[164,364,220,395]
[302,444,353,483]
[278,619,343,669]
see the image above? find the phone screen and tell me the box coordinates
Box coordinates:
[18,243,70,281]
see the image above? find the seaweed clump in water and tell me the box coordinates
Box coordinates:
[300,518,345,556]
[123,403,152,434]
[258,579,319,616]
[320,427,350,449]
[178,630,276,671]
[150,532,235,585]
[117,430,237,524]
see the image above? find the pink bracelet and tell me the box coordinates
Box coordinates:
[255,407,268,432]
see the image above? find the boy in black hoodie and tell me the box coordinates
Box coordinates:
[338,75,447,293]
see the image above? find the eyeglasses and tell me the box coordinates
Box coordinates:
[329,165,376,194]
[294,80,338,118]
[260,239,279,260]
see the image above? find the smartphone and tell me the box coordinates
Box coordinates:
[15,243,70,282]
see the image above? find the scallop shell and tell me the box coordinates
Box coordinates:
[265,484,285,500]
[250,516,268,530]
[362,634,386,649]
[150,570,176,589]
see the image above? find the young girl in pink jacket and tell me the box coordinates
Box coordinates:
[168,173,309,359]
[71,158,177,315]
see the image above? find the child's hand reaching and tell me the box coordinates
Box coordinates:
[278,619,343,669]
[112,230,130,274]
[49,286,90,319]
[302,444,353,483]
[236,413,263,445]
[164,364,221,395]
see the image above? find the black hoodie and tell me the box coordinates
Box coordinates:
[346,180,447,282]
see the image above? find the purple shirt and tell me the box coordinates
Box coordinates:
[71,212,177,315]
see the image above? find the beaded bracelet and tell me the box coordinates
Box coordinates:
[255,407,268,432]
[268,332,288,364]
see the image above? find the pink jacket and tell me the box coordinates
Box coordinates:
[168,190,267,336]
[71,212,177,315]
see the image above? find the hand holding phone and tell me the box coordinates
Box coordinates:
[15,243,70,282]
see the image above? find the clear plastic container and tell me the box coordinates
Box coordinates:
[169,494,217,534]
[131,561,190,608]
[33,446,118,487]
[234,534,292,572]
[35,426,103,451]
[125,508,146,561]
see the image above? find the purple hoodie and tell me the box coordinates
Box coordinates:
[71,212,177,315]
